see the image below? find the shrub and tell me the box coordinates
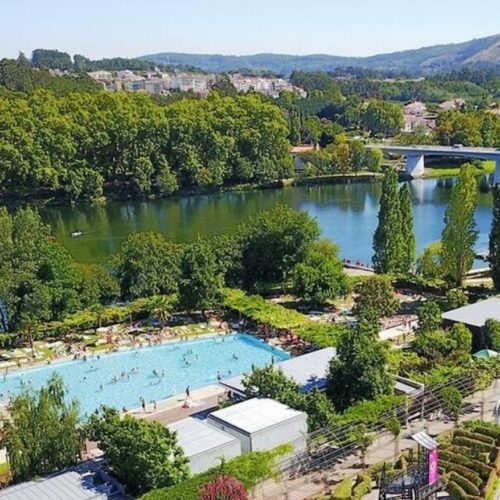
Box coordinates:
[352,473,372,499]
[447,480,468,500]
[454,429,496,446]
[448,472,481,497]
[484,470,499,500]
[439,450,493,480]
[464,422,500,445]
[332,477,353,499]
[439,460,482,487]
[453,436,496,454]
[199,476,248,500]
[141,445,291,500]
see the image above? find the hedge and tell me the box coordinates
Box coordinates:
[449,472,481,497]
[141,444,291,500]
[454,429,496,446]
[223,289,308,330]
[484,471,499,500]
[352,473,372,499]
[439,460,482,487]
[448,480,468,500]
[464,422,500,445]
[453,436,497,455]
[440,450,493,480]
[331,477,353,499]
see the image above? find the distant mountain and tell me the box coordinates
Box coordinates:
[140,34,500,75]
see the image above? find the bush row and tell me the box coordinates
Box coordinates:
[141,444,291,500]
[331,477,352,499]
[440,450,493,480]
[352,473,372,499]
[484,470,499,500]
[448,471,481,497]
[447,480,468,500]
[439,460,482,487]
[453,436,497,455]
[454,429,496,446]
[464,421,500,445]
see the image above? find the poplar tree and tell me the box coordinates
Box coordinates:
[490,184,500,291]
[373,168,404,274]
[399,183,416,273]
[441,165,478,286]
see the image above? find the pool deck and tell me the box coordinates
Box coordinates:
[131,384,227,425]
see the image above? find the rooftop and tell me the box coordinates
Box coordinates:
[0,460,123,500]
[442,297,500,328]
[208,398,305,434]
[169,417,240,458]
[219,347,336,396]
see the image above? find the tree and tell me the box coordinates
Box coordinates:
[440,387,463,424]
[350,425,374,469]
[373,169,405,274]
[364,148,383,172]
[416,301,442,334]
[85,407,188,495]
[449,323,472,361]
[489,185,500,291]
[243,365,334,431]
[290,240,348,304]
[484,319,500,351]
[441,288,467,311]
[327,322,393,411]
[353,275,399,321]
[384,416,402,460]
[416,242,443,280]
[2,374,80,483]
[199,476,248,500]
[441,165,478,286]
[399,183,416,272]
[362,101,403,137]
[149,295,174,329]
[113,232,182,299]
[238,205,320,290]
[178,241,224,314]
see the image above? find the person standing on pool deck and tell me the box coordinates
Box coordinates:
[185,386,190,398]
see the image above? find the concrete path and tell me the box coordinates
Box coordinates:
[252,381,500,500]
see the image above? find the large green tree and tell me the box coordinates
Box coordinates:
[238,204,320,290]
[178,241,224,314]
[113,232,182,299]
[489,184,500,291]
[327,322,393,411]
[2,374,80,483]
[373,169,405,274]
[441,165,478,286]
[399,183,416,272]
[362,101,403,137]
[290,240,348,304]
[85,407,188,495]
[354,275,399,321]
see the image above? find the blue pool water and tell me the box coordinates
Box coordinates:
[0,333,289,418]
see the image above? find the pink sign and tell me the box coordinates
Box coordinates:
[428,448,439,485]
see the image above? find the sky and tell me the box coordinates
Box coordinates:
[1,0,499,60]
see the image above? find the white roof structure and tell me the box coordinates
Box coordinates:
[219,347,336,396]
[169,417,239,458]
[0,460,122,499]
[442,297,500,328]
[208,398,304,435]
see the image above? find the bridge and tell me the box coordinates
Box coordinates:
[367,144,500,183]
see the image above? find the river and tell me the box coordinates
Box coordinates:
[38,177,493,265]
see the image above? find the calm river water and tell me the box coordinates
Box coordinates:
[38,178,493,265]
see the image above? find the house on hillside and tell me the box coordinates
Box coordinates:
[438,98,466,112]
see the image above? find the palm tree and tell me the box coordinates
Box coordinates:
[90,303,105,333]
[149,295,172,330]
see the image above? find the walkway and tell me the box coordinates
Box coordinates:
[252,381,500,500]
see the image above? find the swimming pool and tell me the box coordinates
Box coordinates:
[0,333,289,418]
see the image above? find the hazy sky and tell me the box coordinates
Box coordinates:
[1,0,499,59]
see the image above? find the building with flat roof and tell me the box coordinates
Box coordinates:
[219,347,423,398]
[168,417,241,474]
[442,297,500,349]
[207,398,307,454]
[0,460,125,499]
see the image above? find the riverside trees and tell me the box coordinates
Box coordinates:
[490,184,500,291]
[0,90,293,201]
[441,165,478,286]
[373,169,415,274]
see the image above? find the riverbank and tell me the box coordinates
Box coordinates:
[422,160,495,179]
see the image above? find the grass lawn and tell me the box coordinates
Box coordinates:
[424,160,494,178]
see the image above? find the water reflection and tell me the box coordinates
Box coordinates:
[38,178,493,265]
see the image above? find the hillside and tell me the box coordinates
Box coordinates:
[140,34,500,75]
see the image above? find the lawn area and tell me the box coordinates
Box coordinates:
[424,160,494,178]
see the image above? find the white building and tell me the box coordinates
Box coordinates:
[87,70,113,81]
[169,418,241,474]
[207,398,308,454]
